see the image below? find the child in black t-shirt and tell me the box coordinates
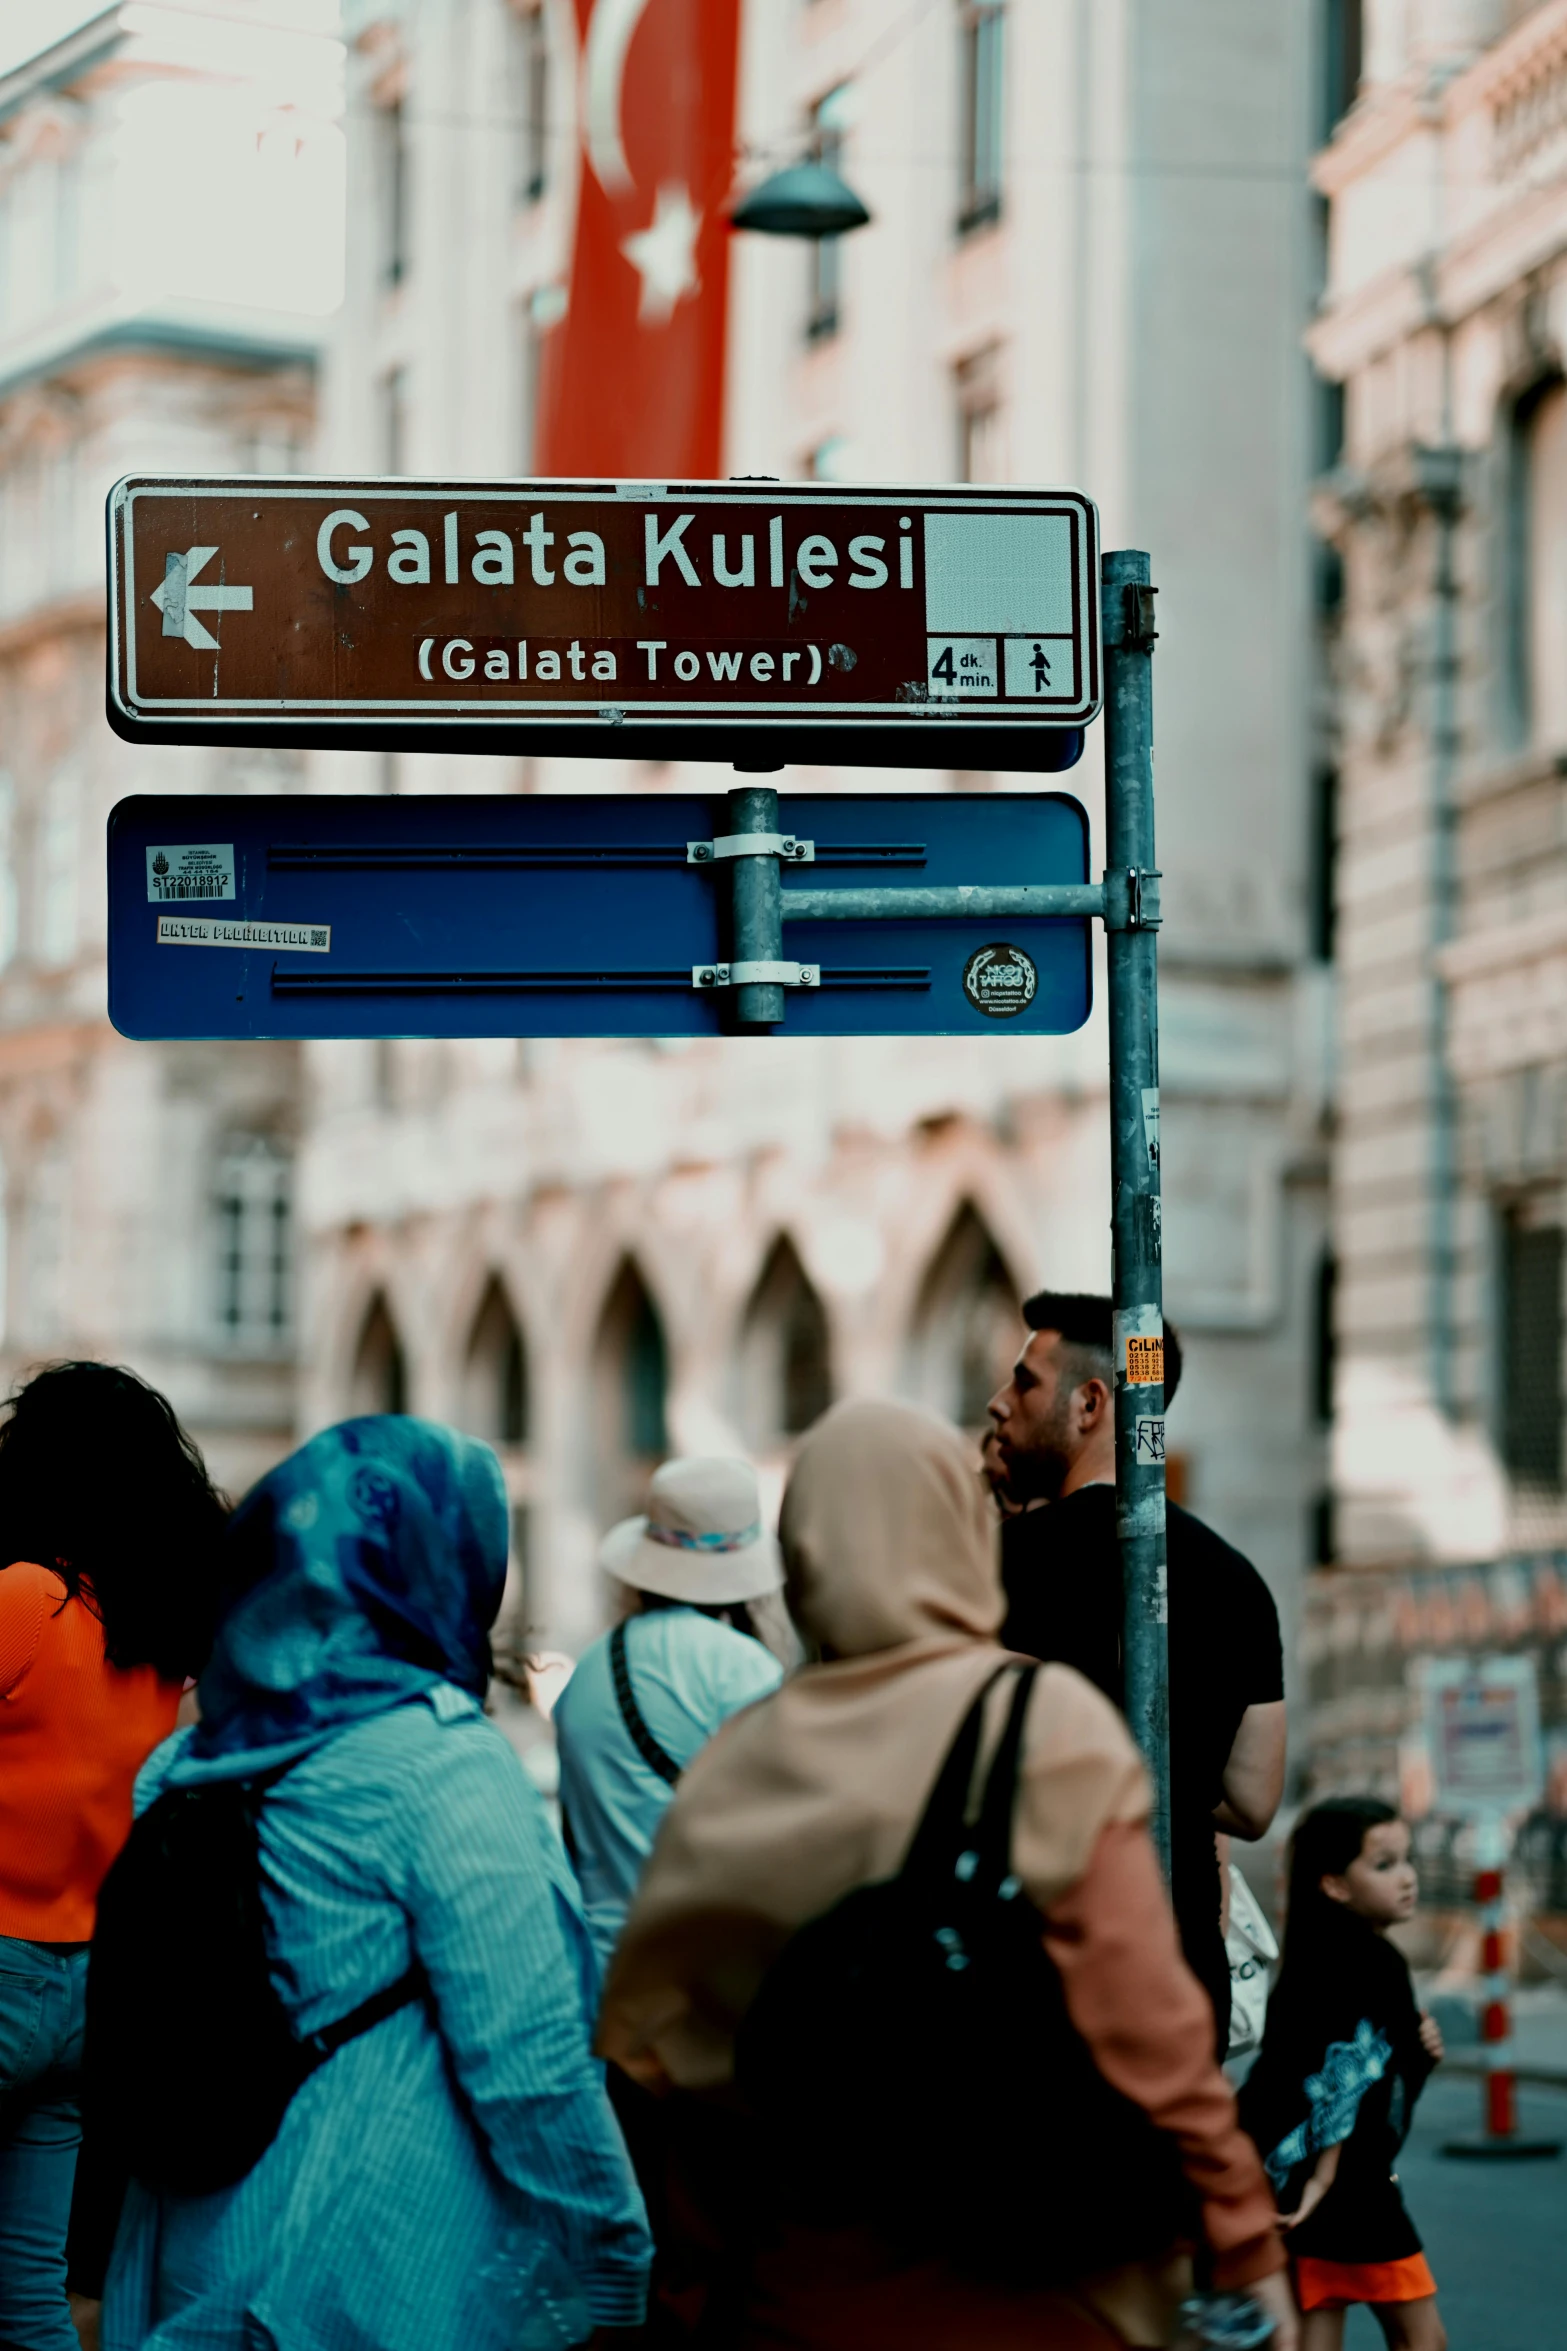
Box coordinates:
[1239,1797,1446,2351]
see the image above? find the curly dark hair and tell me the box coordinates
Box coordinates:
[0,1361,229,1681]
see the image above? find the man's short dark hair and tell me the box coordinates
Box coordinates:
[1022,1290,1183,1408]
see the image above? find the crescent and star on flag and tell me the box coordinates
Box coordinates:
[583,0,703,323]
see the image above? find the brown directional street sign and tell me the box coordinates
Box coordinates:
[107,478,1100,770]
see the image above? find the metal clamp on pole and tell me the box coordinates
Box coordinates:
[691,961,821,990]
[687,834,815,865]
[1101,867,1163,932]
[1122,581,1159,650]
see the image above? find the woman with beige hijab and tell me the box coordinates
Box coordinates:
[599,1398,1293,2351]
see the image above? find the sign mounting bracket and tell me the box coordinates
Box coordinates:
[691,961,821,990]
[687,833,815,866]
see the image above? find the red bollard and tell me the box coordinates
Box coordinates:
[1476,1864,1516,2140]
[1442,1826,1561,2161]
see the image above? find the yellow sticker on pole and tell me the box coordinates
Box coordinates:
[1125,1335,1164,1386]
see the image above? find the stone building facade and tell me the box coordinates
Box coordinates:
[1308,0,1567,1839]
[0,0,1337,1705]
[309,0,1332,1668]
[0,3,338,1495]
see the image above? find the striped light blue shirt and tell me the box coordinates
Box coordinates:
[104,1688,650,2351]
[553,1607,783,1977]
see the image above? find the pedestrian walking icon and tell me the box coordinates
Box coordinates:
[1002,636,1074,700]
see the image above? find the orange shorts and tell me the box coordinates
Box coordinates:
[1293,2253,1438,2312]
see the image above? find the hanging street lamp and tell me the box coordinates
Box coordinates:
[729,161,871,239]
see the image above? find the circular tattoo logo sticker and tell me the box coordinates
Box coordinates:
[962,943,1039,1019]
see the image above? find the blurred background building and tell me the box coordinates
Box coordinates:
[305,0,1328,1667]
[9,0,1566,1928]
[0,0,340,1493]
[1308,0,1567,1918]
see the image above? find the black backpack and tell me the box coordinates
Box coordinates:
[82,1758,423,2200]
[734,1664,1194,2287]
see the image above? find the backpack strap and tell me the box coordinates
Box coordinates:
[900,1664,1013,1886]
[610,1619,683,1787]
[299,1960,427,2067]
[234,1751,319,1809]
[969,1664,1039,1892]
[239,1751,428,2067]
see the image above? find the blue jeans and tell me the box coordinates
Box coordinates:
[0,1934,89,2351]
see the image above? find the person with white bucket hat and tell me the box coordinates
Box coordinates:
[553,1457,786,1978]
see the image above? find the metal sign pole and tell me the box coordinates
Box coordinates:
[1102,548,1171,1879]
[727,784,786,1029]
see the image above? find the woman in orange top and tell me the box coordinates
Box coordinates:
[0,1361,226,2351]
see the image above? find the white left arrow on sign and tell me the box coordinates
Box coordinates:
[150,547,254,651]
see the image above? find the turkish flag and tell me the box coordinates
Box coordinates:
[535,0,742,477]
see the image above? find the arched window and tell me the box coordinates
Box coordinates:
[908,1203,1021,1428]
[738,1236,832,1444]
[591,1259,668,1519]
[463,1275,528,1446]
[351,1291,407,1417]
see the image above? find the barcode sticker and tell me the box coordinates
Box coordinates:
[156,916,330,953]
[146,844,235,903]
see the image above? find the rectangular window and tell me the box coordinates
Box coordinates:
[0,773,16,970]
[36,767,80,968]
[1308,764,1338,963]
[1510,379,1567,749]
[54,151,79,302]
[806,88,851,342]
[1500,1214,1564,1489]
[1321,0,1363,141]
[510,5,549,204]
[955,344,1006,483]
[25,1146,67,1343]
[1311,1250,1336,1423]
[958,3,1004,233]
[377,99,408,287]
[382,366,408,472]
[215,1140,292,1349]
[1315,373,1346,474]
[520,307,541,469]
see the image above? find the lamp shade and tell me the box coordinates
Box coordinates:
[729,162,872,239]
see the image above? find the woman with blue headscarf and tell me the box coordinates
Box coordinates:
[96,1417,651,2351]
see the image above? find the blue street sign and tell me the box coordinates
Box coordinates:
[108,793,1092,1040]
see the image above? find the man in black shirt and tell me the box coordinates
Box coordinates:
[987,1291,1286,2050]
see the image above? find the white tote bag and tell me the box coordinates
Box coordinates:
[1224,1863,1279,2059]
